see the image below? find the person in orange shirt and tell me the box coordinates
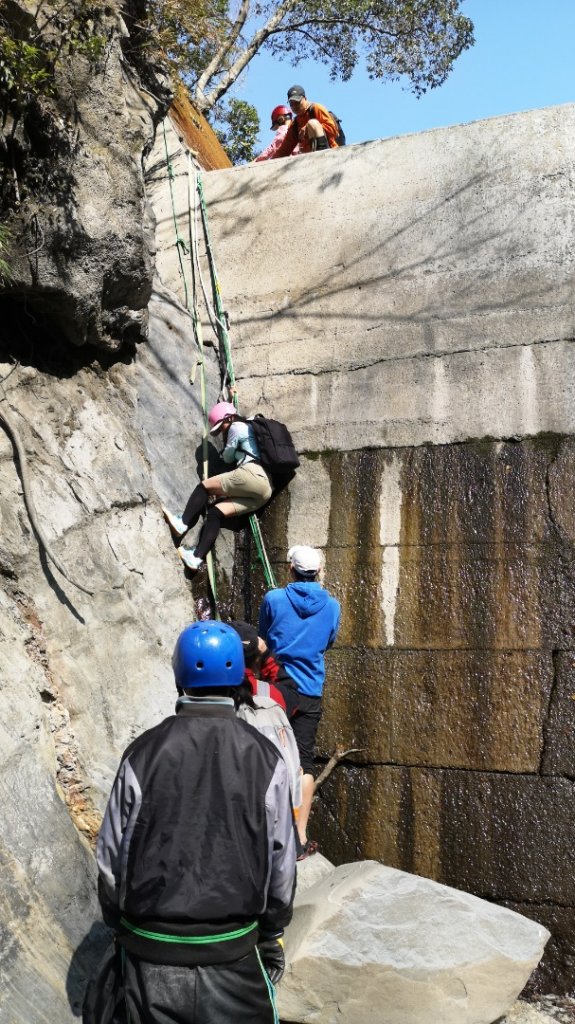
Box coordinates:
[271,84,340,158]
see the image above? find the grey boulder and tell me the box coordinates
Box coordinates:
[280,861,549,1024]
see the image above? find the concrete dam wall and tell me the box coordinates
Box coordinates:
[151,103,575,989]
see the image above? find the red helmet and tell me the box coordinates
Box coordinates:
[270,105,291,128]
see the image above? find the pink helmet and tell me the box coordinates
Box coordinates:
[270,104,291,128]
[208,401,236,434]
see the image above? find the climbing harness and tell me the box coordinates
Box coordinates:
[162,121,278,597]
[120,918,258,944]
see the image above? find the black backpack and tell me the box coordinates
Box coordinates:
[309,105,346,146]
[330,113,346,147]
[250,414,300,491]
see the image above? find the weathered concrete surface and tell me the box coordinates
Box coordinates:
[154,104,575,452]
[279,861,549,1024]
[144,105,575,991]
[316,768,575,928]
[319,647,552,771]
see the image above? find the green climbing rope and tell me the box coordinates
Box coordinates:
[195,176,278,591]
[162,118,277,593]
[187,154,219,606]
[162,122,219,611]
[196,177,235,389]
[162,122,189,310]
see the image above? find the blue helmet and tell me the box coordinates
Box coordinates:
[172,621,245,689]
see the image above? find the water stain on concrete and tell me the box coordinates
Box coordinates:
[269,435,575,991]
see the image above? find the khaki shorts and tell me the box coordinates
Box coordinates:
[217,462,273,515]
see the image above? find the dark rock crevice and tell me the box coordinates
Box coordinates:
[0,0,172,351]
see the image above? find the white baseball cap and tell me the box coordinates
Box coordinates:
[287,545,322,574]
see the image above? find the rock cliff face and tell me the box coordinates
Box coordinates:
[1,0,171,349]
[0,17,225,1020]
[0,286,222,1021]
[152,104,575,991]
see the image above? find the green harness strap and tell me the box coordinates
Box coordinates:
[120,917,258,944]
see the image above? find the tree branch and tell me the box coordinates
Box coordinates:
[195,6,412,110]
[272,16,405,38]
[195,0,300,111]
[313,747,366,793]
[282,25,336,62]
[192,2,473,114]
[195,0,252,105]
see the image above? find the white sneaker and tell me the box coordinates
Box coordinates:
[178,547,204,572]
[162,507,187,538]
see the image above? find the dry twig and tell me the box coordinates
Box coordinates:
[314,747,366,793]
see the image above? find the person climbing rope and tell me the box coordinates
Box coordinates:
[86,620,296,1024]
[253,105,300,162]
[258,545,341,859]
[162,397,273,572]
[271,85,340,158]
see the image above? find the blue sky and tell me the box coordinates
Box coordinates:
[235,0,575,150]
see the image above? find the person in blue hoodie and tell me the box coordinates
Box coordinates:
[258,544,340,857]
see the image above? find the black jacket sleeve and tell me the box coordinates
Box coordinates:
[259,756,297,935]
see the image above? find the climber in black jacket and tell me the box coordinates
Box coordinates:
[89,620,297,1024]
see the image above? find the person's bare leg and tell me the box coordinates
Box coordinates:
[209,500,238,517]
[298,773,315,845]
[304,118,329,151]
[202,476,226,497]
[305,118,324,140]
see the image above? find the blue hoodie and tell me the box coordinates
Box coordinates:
[258,582,341,697]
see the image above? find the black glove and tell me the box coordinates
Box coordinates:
[258,935,285,985]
